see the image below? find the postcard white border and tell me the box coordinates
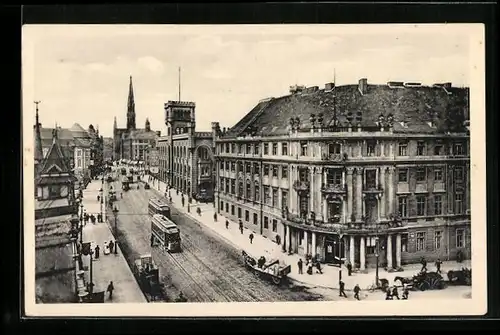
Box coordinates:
[22,23,487,317]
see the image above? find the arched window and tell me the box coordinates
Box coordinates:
[254,184,260,202]
[238,180,244,197]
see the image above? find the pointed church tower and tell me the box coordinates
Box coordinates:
[145,118,151,132]
[126,75,136,130]
[34,101,44,176]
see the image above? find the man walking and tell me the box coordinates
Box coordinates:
[213,213,218,222]
[346,261,353,276]
[225,220,229,229]
[249,233,254,244]
[297,258,303,274]
[109,240,115,254]
[107,281,115,300]
[239,220,244,234]
[420,257,428,272]
[435,258,442,274]
[339,280,347,298]
[353,284,361,300]
[94,245,100,260]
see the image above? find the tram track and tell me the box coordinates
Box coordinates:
[110,175,323,302]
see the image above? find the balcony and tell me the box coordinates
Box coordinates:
[293,180,310,193]
[362,183,384,195]
[321,183,346,195]
[321,152,347,162]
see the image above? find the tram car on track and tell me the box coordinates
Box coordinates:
[148,197,171,219]
[151,214,181,253]
[122,176,130,191]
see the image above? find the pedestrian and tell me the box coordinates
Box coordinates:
[107,281,114,300]
[346,261,353,276]
[239,220,244,234]
[249,233,254,244]
[402,284,410,300]
[120,192,123,199]
[297,259,303,274]
[104,241,109,255]
[353,284,361,300]
[457,250,463,263]
[435,258,442,274]
[150,235,155,247]
[94,245,100,259]
[385,287,393,300]
[91,214,96,224]
[315,261,323,274]
[339,280,347,298]
[109,240,115,254]
[213,213,218,222]
[306,261,313,275]
[391,285,400,300]
[225,220,229,229]
[181,196,185,207]
[187,203,190,213]
[275,234,281,245]
[169,196,173,203]
[420,257,428,272]
[97,195,100,202]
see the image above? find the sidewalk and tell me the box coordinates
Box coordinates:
[141,173,471,291]
[81,180,146,303]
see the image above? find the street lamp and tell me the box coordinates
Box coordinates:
[375,235,380,287]
[112,206,119,240]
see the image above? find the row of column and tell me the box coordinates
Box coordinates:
[283,225,318,256]
[348,233,402,270]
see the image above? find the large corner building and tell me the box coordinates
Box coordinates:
[214,79,471,270]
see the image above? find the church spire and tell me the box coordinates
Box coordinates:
[145,117,151,132]
[126,75,136,130]
[34,101,44,163]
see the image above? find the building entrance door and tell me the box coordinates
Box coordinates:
[324,235,345,265]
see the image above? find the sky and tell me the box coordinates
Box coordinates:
[22,24,479,138]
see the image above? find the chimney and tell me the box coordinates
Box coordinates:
[156,131,161,137]
[358,78,368,95]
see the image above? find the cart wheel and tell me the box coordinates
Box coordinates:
[419,282,428,291]
[272,276,281,285]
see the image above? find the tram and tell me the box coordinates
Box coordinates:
[151,214,181,253]
[148,197,171,219]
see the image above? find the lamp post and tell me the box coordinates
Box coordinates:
[375,235,380,287]
[112,206,119,239]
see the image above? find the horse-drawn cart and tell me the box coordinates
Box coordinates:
[242,250,291,285]
[395,271,446,291]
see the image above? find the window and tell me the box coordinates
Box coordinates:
[455,193,464,214]
[398,142,408,156]
[272,165,279,178]
[225,179,230,193]
[416,167,427,182]
[416,195,426,216]
[434,168,443,182]
[225,203,229,213]
[455,166,464,181]
[264,186,271,205]
[272,219,278,232]
[254,144,260,155]
[230,162,235,172]
[230,180,235,194]
[246,144,251,154]
[272,143,278,155]
[272,188,278,207]
[253,213,258,225]
[282,143,288,156]
[238,181,244,197]
[434,195,443,215]
[398,168,408,183]
[326,169,343,185]
[245,163,252,174]
[416,232,426,251]
[329,142,341,155]
[231,205,235,215]
[366,236,377,254]
[366,141,375,156]
[398,196,408,217]
[231,143,236,153]
[238,207,242,219]
[401,234,408,252]
[220,201,224,211]
[219,178,224,192]
[365,169,377,189]
[434,231,443,250]
[417,141,426,156]
[454,143,464,156]
[264,143,269,155]
[456,229,465,248]
[77,158,82,168]
[254,163,260,175]
[434,144,443,155]
[246,180,251,199]
[263,164,269,176]
[225,161,229,170]
[299,168,309,182]
[245,210,250,222]
[281,190,288,209]
[282,166,288,179]
[300,142,308,156]
[264,217,269,229]
[254,185,260,202]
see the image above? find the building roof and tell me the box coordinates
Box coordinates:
[38,127,92,149]
[123,128,158,140]
[38,134,72,176]
[35,214,73,249]
[225,83,469,137]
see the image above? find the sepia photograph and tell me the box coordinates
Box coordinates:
[22,23,486,317]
